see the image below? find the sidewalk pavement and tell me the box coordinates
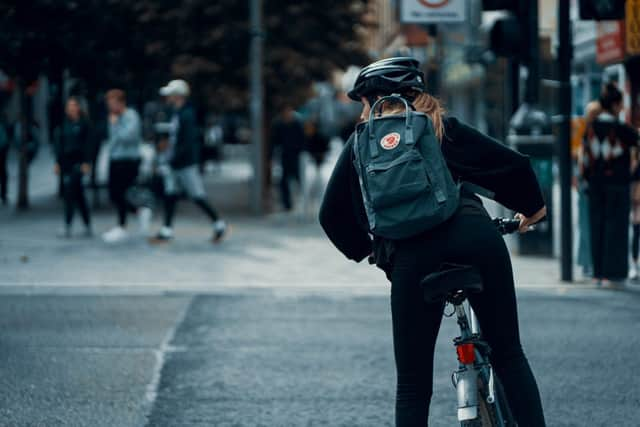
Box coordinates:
[0,187,576,294]
[0,141,602,294]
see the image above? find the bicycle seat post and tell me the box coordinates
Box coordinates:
[448,291,473,340]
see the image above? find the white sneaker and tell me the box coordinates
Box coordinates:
[57,226,72,239]
[212,220,229,243]
[138,207,152,235]
[149,226,174,244]
[631,263,639,280]
[102,226,128,243]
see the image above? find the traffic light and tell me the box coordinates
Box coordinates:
[488,14,522,57]
[482,0,542,105]
[482,0,516,10]
[482,1,526,60]
[579,0,625,20]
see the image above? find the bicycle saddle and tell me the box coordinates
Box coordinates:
[421,263,483,303]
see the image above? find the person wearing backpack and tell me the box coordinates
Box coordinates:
[319,57,547,427]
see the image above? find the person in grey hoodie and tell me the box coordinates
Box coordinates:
[102,89,152,243]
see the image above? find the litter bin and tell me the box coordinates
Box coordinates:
[507,133,554,256]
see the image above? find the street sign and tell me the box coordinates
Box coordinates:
[627,0,640,55]
[400,0,466,23]
[596,21,625,64]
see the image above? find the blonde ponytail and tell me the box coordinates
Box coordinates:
[412,93,445,142]
[377,92,446,141]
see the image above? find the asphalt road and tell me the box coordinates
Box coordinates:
[0,295,190,427]
[2,287,633,426]
[144,288,640,427]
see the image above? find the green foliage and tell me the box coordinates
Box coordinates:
[0,0,370,111]
[0,0,157,96]
[137,0,371,111]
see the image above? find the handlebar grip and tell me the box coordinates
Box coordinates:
[502,219,521,234]
[492,218,522,235]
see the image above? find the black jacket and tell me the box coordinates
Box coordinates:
[55,118,92,172]
[171,104,200,169]
[319,117,545,262]
[582,112,639,185]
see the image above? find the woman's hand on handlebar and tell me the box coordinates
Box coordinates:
[514,206,546,233]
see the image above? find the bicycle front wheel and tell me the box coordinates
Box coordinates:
[460,374,514,427]
[459,395,498,427]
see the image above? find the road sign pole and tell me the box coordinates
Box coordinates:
[558,0,573,281]
[249,0,264,214]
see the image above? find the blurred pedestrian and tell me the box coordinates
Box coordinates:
[202,114,224,172]
[53,97,93,237]
[631,151,640,279]
[0,114,8,205]
[582,83,639,285]
[102,89,151,243]
[304,119,330,169]
[271,104,305,211]
[150,80,228,244]
[301,119,330,216]
[576,100,601,278]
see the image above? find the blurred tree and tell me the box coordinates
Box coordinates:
[133,0,371,210]
[0,0,371,208]
[0,0,161,207]
[0,0,56,208]
[134,0,371,112]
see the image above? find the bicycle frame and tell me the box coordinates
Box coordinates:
[451,297,508,426]
[452,298,480,421]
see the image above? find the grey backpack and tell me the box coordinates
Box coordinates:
[352,95,459,239]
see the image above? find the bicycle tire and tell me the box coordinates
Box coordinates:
[458,392,497,427]
[460,375,515,427]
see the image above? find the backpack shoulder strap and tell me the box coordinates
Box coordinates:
[367,95,416,158]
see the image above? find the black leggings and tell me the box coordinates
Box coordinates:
[588,183,630,279]
[62,168,90,227]
[108,159,140,226]
[163,196,219,228]
[0,145,8,203]
[389,212,545,427]
[280,155,300,211]
[632,224,640,262]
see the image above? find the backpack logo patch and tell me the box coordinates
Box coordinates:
[380,132,401,150]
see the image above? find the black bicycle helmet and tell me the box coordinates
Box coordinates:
[347,57,426,102]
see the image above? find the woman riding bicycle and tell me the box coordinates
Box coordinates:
[319,57,547,427]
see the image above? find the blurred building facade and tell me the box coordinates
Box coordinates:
[361,0,640,133]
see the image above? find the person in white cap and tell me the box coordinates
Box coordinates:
[151,79,229,243]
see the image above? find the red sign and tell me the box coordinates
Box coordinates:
[403,24,430,46]
[418,0,450,6]
[597,21,625,65]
